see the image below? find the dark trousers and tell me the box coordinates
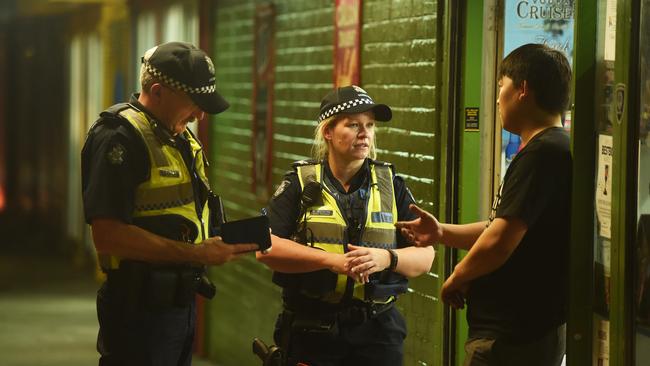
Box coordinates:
[274,306,407,366]
[463,324,566,366]
[96,281,196,366]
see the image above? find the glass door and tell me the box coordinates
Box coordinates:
[634,0,650,364]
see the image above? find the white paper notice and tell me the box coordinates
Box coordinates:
[596,135,613,239]
[598,319,610,366]
[604,0,617,61]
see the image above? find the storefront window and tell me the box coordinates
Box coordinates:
[500,0,575,178]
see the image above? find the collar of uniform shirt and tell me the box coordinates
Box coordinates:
[322,158,371,194]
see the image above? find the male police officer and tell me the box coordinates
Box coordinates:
[82,42,257,366]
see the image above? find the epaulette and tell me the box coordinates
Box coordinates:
[89,103,134,131]
[291,159,320,168]
[369,159,394,170]
[99,102,132,118]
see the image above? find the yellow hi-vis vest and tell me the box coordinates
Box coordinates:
[99,106,210,270]
[295,160,398,303]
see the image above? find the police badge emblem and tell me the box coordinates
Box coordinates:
[272,180,291,199]
[205,55,215,75]
[107,143,125,165]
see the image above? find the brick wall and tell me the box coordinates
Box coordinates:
[206,1,334,365]
[362,1,443,364]
[206,1,445,365]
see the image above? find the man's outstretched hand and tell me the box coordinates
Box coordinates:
[395,204,443,247]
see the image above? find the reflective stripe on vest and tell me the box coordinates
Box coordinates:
[296,161,398,303]
[98,107,210,270]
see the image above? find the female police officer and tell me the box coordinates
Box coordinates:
[256,85,435,365]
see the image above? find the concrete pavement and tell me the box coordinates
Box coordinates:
[0,253,217,366]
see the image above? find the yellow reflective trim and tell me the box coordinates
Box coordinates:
[133,182,194,212]
[360,227,397,249]
[295,161,400,302]
[374,165,394,214]
[119,108,169,167]
[368,166,382,213]
[296,164,317,188]
[99,108,212,270]
[98,253,122,270]
[310,242,347,303]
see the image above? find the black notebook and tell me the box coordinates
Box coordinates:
[220,215,272,252]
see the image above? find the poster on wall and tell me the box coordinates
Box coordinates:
[503,0,575,63]
[334,0,360,87]
[500,0,575,176]
[252,3,275,200]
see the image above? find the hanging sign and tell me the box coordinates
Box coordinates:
[334,0,361,86]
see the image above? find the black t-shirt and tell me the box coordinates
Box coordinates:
[467,127,572,342]
[267,159,417,247]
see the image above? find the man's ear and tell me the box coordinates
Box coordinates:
[519,80,530,100]
[149,83,163,100]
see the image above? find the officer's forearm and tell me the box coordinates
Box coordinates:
[255,235,343,273]
[91,218,203,264]
[394,246,435,277]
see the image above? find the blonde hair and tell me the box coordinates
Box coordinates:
[311,114,377,161]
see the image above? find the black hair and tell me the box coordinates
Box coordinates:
[499,43,572,115]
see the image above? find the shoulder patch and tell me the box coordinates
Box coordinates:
[106,143,126,165]
[272,179,291,199]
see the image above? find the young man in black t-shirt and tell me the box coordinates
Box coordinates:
[397,43,572,365]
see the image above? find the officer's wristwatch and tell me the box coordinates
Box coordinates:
[387,249,398,272]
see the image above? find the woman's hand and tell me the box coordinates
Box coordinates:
[344,244,391,283]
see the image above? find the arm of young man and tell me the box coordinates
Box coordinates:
[441,130,571,308]
[346,175,435,281]
[395,204,487,250]
[441,216,527,308]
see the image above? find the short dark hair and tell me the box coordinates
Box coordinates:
[498,43,572,115]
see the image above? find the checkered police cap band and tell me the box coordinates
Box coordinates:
[143,62,216,95]
[318,98,374,122]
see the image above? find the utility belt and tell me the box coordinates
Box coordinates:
[274,270,408,300]
[273,294,396,364]
[104,260,215,312]
[282,294,395,332]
